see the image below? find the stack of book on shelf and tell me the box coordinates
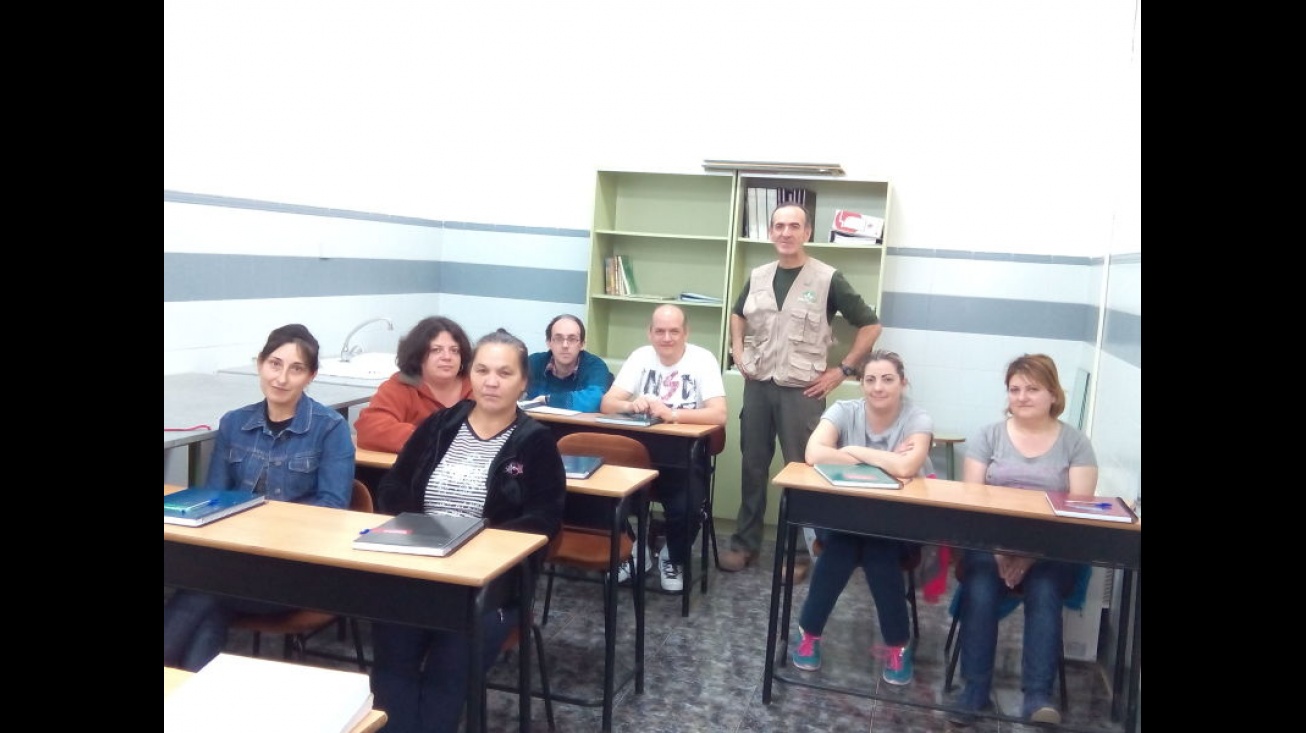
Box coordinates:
[603,255,668,299]
[742,186,817,241]
[828,209,884,245]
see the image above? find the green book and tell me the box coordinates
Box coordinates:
[164,487,267,527]
[812,463,903,490]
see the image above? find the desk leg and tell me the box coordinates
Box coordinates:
[1112,568,1141,733]
[1127,570,1141,733]
[762,489,793,704]
[635,492,647,695]
[602,503,619,732]
[678,438,709,617]
[519,562,533,733]
[469,592,485,733]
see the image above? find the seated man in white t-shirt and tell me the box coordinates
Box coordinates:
[600,304,727,592]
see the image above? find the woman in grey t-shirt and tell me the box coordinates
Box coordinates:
[790,350,934,686]
[952,354,1099,726]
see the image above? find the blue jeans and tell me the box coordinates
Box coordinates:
[369,606,518,733]
[162,589,289,671]
[957,551,1077,703]
[652,466,702,566]
[798,529,912,646]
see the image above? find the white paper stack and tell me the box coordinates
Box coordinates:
[164,653,374,733]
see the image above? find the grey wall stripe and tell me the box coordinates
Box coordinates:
[881,292,1097,343]
[1104,309,1141,368]
[164,254,441,301]
[888,247,1094,266]
[164,254,587,304]
[438,262,587,303]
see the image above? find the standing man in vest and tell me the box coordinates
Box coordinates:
[719,202,882,580]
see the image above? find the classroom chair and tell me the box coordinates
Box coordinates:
[542,432,650,623]
[230,479,374,671]
[943,559,1088,712]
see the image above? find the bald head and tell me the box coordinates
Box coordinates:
[648,305,689,365]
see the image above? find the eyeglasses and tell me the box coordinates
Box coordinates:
[550,335,582,345]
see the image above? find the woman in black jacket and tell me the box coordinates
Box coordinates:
[370,328,566,733]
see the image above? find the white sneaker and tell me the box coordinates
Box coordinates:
[617,547,653,584]
[659,546,683,592]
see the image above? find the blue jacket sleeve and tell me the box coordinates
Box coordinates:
[551,353,612,412]
[308,416,356,508]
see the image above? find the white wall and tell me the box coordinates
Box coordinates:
[165,1,1138,252]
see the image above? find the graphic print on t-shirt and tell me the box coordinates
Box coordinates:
[637,368,701,409]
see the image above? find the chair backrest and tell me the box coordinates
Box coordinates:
[708,425,726,457]
[557,432,652,471]
[350,479,374,513]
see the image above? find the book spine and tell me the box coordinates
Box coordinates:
[619,255,637,295]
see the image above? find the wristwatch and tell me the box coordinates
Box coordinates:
[839,363,857,378]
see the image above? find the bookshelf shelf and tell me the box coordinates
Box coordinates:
[585,170,890,370]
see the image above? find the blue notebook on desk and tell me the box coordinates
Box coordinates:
[164,487,266,527]
[561,454,604,480]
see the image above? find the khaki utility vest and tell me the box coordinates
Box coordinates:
[739,258,835,388]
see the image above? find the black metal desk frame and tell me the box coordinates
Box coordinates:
[164,539,536,733]
[763,482,1142,733]
[538,420,718,617]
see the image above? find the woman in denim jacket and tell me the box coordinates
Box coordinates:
[370,328,565,733]
[163,323,356,671]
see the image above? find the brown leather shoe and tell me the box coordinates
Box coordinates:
[718,548,758,572]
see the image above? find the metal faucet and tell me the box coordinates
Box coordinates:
[340,317,394,362]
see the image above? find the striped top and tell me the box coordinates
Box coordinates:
[423,420,517,518]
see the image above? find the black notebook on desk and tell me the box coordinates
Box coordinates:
[352,512,487,557]
[595,412,663,427]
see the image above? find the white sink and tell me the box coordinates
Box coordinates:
[316,352,399,380]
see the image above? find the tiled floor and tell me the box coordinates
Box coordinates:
[215,521,1130,732]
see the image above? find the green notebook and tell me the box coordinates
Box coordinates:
[164,487,267,527]
[812,463,903,490]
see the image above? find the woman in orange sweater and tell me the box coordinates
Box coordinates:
[355,316,473,453]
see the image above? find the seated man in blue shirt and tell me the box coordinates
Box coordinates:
[525,314,613,412]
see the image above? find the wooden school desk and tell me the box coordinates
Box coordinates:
[163,486,547,733]
[762,464,1142,733]
[164,665,388,733]
[528,411,723,616]
[350,442,659,732]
